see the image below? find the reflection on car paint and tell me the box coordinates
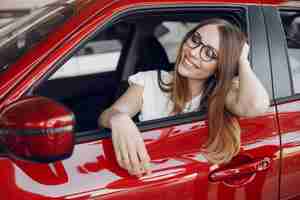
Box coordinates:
[12,135,209,198]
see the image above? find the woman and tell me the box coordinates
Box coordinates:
[99,18,270,177]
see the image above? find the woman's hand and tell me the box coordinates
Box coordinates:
[226,41,270,117]
[239,42,250,64]
[110,112,152,177]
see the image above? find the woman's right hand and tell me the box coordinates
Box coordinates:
[110,112,152,177]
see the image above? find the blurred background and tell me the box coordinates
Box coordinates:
[1,0,56,9]
[0,0,57,27]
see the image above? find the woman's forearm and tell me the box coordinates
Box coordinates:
[99,84,144,128]
[99,108,127,128]
[237,60,270,116]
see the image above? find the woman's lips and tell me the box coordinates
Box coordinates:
[182,55,199,69]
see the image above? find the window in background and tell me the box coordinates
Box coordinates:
[280,11,300,94]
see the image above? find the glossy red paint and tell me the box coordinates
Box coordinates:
[0,96,74,129]
[0,112,279,199]
[209,157,272,182]
[0,96,75,162]
[0,0,287,199]
[275,100,300,200]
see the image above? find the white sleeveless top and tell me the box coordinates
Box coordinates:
[128,70,202,121]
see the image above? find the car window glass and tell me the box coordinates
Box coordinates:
[34,11,251,132]
[280,10,300,94]
[50,33,123,79]
[33,23,131,132]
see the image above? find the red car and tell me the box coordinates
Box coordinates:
[0,0,299,199]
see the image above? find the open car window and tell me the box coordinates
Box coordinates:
[32,8,250,134]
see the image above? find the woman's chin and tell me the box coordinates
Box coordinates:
[178,64,192,77]
[178,65,198,79]
[177,65,209,80]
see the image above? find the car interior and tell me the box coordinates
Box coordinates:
[280,11,300,93]
[32,9,246,134]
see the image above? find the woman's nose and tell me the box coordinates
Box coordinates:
[189,45,201,58]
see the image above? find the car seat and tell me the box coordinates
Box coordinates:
[115,35,172,98]
[135,35,172,72]
[112,35,172,122]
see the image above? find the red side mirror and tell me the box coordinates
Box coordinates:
[0,96,75,163]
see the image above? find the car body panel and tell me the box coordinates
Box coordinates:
[0,113,280,199]
[263,4,300,200]
[0,0,291,199]
[276,100,300,200]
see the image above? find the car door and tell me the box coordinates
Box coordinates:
[90,4,279,200]
[173,5,280,200]
[264,2,300,200]
[0,2,280,200]
[97,4,280,200]
[118,5,279,200]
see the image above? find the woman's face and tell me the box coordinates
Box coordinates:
[178,24,220,80]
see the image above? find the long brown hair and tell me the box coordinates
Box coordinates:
[158,18,246,164]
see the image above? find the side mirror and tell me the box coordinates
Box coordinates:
[0,96,75,163]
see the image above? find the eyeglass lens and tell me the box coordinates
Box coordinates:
[187,32,218,62]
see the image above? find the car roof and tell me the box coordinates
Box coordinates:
[74,0,288,24]
[81,0,289,11]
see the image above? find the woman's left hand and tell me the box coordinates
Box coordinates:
[227,41,270,117]
[239,42,250,64]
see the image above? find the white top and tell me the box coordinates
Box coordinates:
[128,70,202,121]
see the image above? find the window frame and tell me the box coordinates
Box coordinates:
[28,4,270,142]
[120,5,271,132]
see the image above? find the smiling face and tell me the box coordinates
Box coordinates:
[177,24,220,80]
[169,19,246,164]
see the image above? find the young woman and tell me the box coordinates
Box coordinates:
[99,18,270,177]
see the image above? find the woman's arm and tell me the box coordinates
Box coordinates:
[225,43,270,117]
[99,84,143,128]
[98,84,151,177]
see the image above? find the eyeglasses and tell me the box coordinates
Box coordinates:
[185,31,218,62]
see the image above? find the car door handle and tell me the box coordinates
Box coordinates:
[209,157,271,182]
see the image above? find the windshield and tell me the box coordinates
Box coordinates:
[0,1,76,72]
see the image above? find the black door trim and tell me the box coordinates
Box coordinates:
[263,6,292,99]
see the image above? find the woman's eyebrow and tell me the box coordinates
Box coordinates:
[195,31,219,53]
[192,31,219,55]
[195,31,209,45]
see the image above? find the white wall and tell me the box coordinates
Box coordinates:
[1,0,57,10]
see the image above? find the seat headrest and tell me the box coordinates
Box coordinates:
[135,36,172,72]
[287,17,300,48]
